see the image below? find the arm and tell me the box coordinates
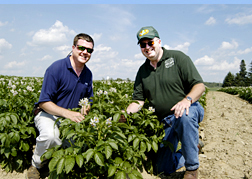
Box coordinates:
[126,100,145,114]
[171,83,205,118]
[119,100,144,123]
[39,101,85,123]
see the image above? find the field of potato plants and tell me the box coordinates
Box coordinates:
[0,75,207,179]
[218,86,252,104]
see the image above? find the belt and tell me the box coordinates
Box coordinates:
[32,106,43,117]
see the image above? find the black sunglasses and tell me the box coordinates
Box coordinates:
[139,41,155,48]
[76,45,94,54]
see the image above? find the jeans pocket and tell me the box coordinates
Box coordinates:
[162,115,174,129]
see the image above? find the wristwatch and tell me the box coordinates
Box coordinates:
[186,96,192,104]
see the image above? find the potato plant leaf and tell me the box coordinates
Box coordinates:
[133,138,140,149]
[49,157,60,171]
[105,145,112,159]
[85,148,94,162]
[113,113,120,122]
[152,141,158,153]
[94,152,105,166]
[64,156,75,174]
[108,165,117,177]
[56,157,65,174]
[108,141,118,150]
[76,154,84,168]
[114,171,127,179]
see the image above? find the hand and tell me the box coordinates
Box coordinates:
[119,114,127,123]
[65,110,85,123]
[170,98,191,118]
[81,104,90,116]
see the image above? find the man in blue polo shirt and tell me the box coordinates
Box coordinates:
[27,33,94,179]
[125,26,205,179]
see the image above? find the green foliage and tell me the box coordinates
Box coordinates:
[0,75,208,178]
[222,72,235,87]
[0,76,41,172]
[0,112,36,172]
[218,86,252,104]
[42,80,165,179]
[222,59,252,87]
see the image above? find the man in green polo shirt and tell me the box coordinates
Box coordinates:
[125,26,205,179]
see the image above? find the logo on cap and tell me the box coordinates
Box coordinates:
[139,29,149,37]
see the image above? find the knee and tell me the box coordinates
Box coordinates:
[175,113,199,129]
[37,131,60,143]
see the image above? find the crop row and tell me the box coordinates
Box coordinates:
[0,75,207,178]
[218,86,252,103]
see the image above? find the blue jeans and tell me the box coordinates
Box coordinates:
[150,101,204,175]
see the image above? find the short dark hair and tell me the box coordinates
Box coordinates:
[73,33,94,47]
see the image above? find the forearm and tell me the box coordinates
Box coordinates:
[126,100,144,114]
[39,101,71,118]
[186,83,205,103]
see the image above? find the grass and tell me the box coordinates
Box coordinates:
[207,87,222,91]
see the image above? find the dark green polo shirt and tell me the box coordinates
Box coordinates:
[133,47,203,120]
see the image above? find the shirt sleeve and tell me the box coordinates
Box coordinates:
[177,52,203,93]
[132,68,145,101]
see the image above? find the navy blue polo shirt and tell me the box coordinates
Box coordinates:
[38,56,93,109]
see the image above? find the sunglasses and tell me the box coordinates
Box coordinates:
[139,41,155,48]
[76,45,94,54]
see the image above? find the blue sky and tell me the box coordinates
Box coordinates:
[0,1,252,83]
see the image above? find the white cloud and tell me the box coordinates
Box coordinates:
[39,55,52,61]
[91,44,118,62]
[219,40,238,50]
[95,44,111,52]
[164,42,190,53]
[0,21,8,27]
[53,45,72,56]
[90,58,101,63]
[4,61,26,69]
[196,5,215,14]
[195,55,215,65]
[205,17,216,25]
[225,14,252,25]
[0,39,12,52]
[54,45,71,51]
[208,57,240,71]
[27,20,76,46]
[134,53,144,59]
[237,47,252,55]
[92,33,102,42]
[121,58,143,68]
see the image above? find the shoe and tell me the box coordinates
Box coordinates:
[183,169,198,179]
[197,140,204,154]
[26,165,40,179]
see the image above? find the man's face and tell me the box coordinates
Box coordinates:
[72,39,94,64]
[139,37,161,61]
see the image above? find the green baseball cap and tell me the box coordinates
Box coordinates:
[137,26,159,44]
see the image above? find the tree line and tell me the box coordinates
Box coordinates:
[222,60,252,87]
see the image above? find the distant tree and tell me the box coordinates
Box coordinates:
[248,61,252,86]
[234,73,243,86]
[239,60,247,78]
[239,59,249,86]
[222,72,235,87]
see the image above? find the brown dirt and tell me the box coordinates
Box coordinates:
[1,91,252,179]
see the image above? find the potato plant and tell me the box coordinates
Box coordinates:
[42,80,165,179]
[0,75,208,178]
[218,86,252,103]
[0,75,42,172]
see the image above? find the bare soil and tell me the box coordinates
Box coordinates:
[1,91,252,179]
